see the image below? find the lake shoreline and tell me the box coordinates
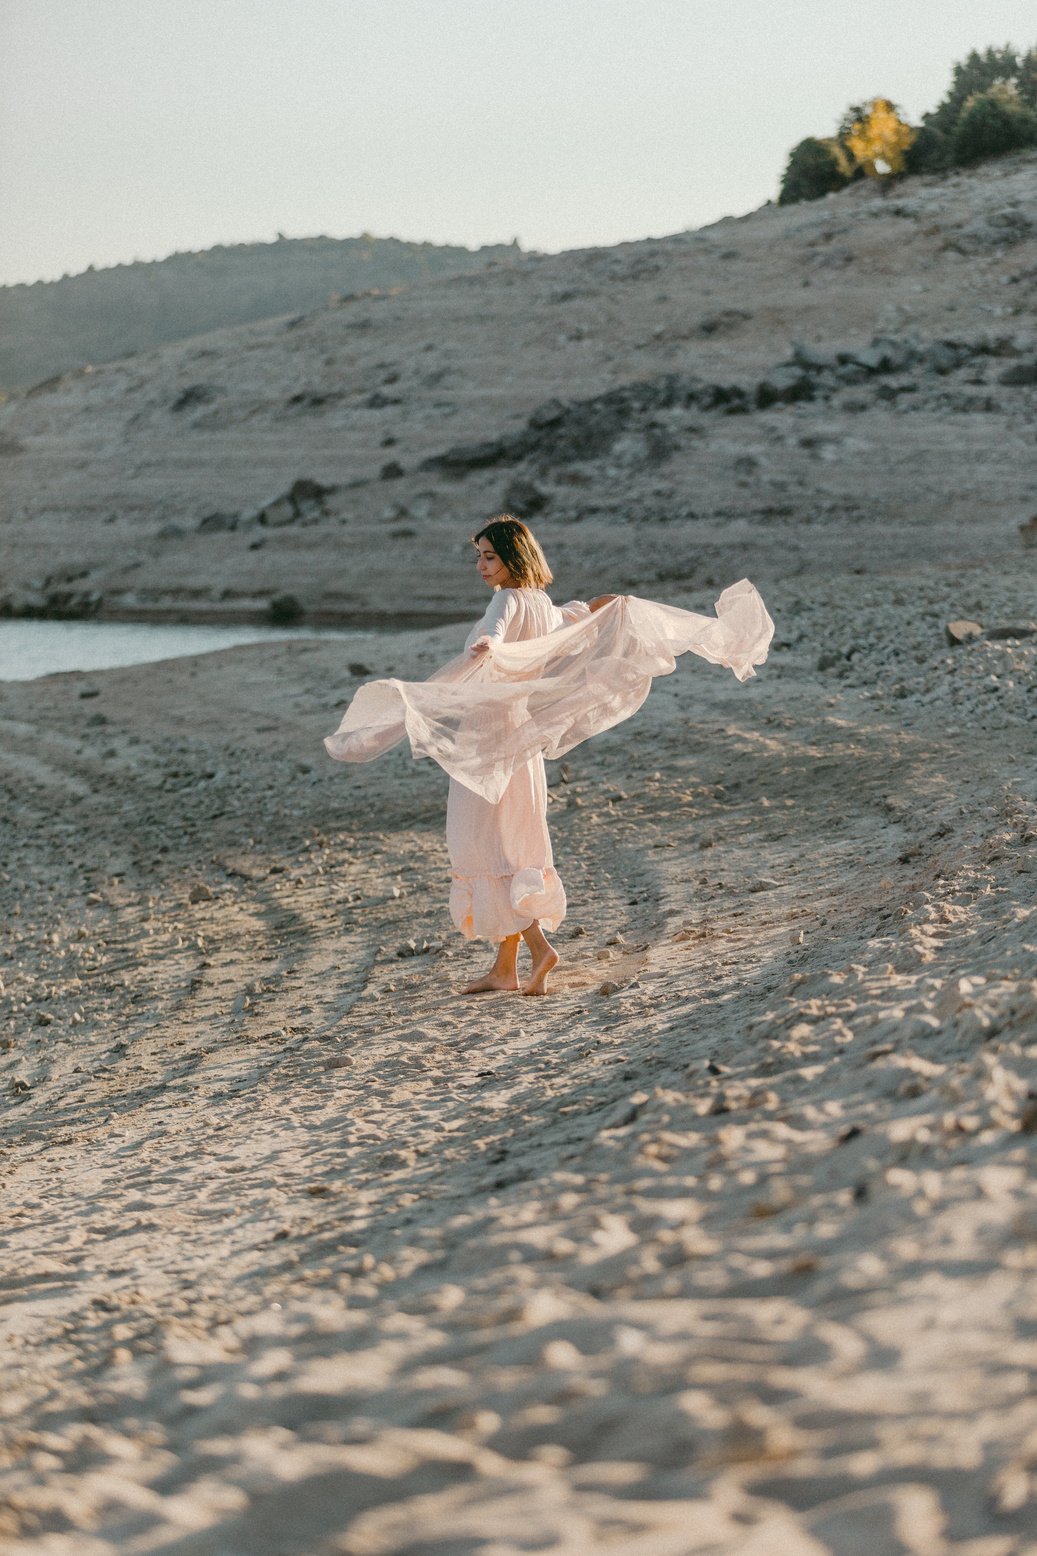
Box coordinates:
[0,599,473,631]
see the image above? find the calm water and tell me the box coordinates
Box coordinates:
[0,619,365,682]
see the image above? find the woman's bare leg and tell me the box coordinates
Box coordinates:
[462,933,521,994]
[520,919,559,996]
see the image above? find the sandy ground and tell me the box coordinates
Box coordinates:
[1,555,1036,1554]
[2,150,1037,1555]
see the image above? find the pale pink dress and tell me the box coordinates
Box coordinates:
[448,587,590,943]
[324,579,774,942]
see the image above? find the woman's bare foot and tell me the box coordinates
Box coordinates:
[462,969,521,994]
[520,920,559,996]
[462,935,520,995]
[522,945,558,996]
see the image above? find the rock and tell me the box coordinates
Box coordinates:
[601,1098,640,1128]
[421,438,510,474]
[268,594,304,626]
[35,1010,54,1026]
[1019,516,1037,549]
[598,979,621,996]
[528,398,567,429]
[396,940,418,957]
[924,340,967,374]
[380,460,404,480]
[78,686,101,699]
[171,384,218,413]
[348,662,372,677]
[365,389,402,409]
[42,589,104,619]
[833,362,870,385]
[257,477,336,527]
[946,619,984,645]
[838,345,889,373]
[998,361,1037,386]
[0,433,26,455]
[817,651,846,671]
[155,523,186,540]
[790,341,832,372]
[867,335,919,372]
[260,497,296,527]
[197,511,238,533]
[0,589,47,617]
[502,476,548,515]
[189,882,214,903]
[755,366,814,407]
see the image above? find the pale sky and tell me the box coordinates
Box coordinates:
[1,0,1034,286]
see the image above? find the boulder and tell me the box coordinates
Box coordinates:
[867,336,919,373]
[379,460,404,480]
[998,362,1037,386]
[421,439,511,474]
[924,341,967,375]
[259,497,296,527]
[838,345,888,373]
[268,594,304,625]
[833,363,871,386]
[502,476,548,515]
[257,478,336,526]
[197,511,238,533]
[171,384,218,413]
[790,341,833,372]
[528,398,567,429]
[945,619,984,646]
[756,366,814,407]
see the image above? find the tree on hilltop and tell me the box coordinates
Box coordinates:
[778,137,852,205]
[951,82,1037,164]
[777,41,1037,197]
[778,99,913,204]
[844,99,916,176]
[924,44,1021,136]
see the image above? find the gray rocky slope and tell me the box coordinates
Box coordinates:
[0,150,1034,634]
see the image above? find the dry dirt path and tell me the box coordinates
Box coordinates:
[1,611,1036,1554]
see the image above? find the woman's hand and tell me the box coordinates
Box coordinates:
[470,636,492,656]
[588,594,618,613]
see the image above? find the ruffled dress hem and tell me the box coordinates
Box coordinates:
[449,866,567,943]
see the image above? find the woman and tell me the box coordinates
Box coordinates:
[448,518,612,995]
[324,515,773,997]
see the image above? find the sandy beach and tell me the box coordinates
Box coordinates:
[2,152,1036,1554]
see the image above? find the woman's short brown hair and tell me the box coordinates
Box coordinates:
[472,515,553,589]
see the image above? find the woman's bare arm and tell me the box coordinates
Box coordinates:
[588,595,618,613]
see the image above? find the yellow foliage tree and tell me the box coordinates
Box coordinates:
[845,98,917,176]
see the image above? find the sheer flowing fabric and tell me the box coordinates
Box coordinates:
[324,581,772,804]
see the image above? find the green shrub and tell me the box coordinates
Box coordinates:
[951,86,1037,164]
[778,138,850,205]
[925,45,1022,136]
[902,124,950,174]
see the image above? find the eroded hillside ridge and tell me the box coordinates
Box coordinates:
[0,152,1034,625]
[0,234,521,392]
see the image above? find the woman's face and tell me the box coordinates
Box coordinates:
[474,537,511,589]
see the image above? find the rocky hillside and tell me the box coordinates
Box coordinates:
[0,152,1034,626]
[0,234,521,392]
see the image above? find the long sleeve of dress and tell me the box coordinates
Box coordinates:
[324,580,774,804]
[465,589,520,652]
[559,600,591,624]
